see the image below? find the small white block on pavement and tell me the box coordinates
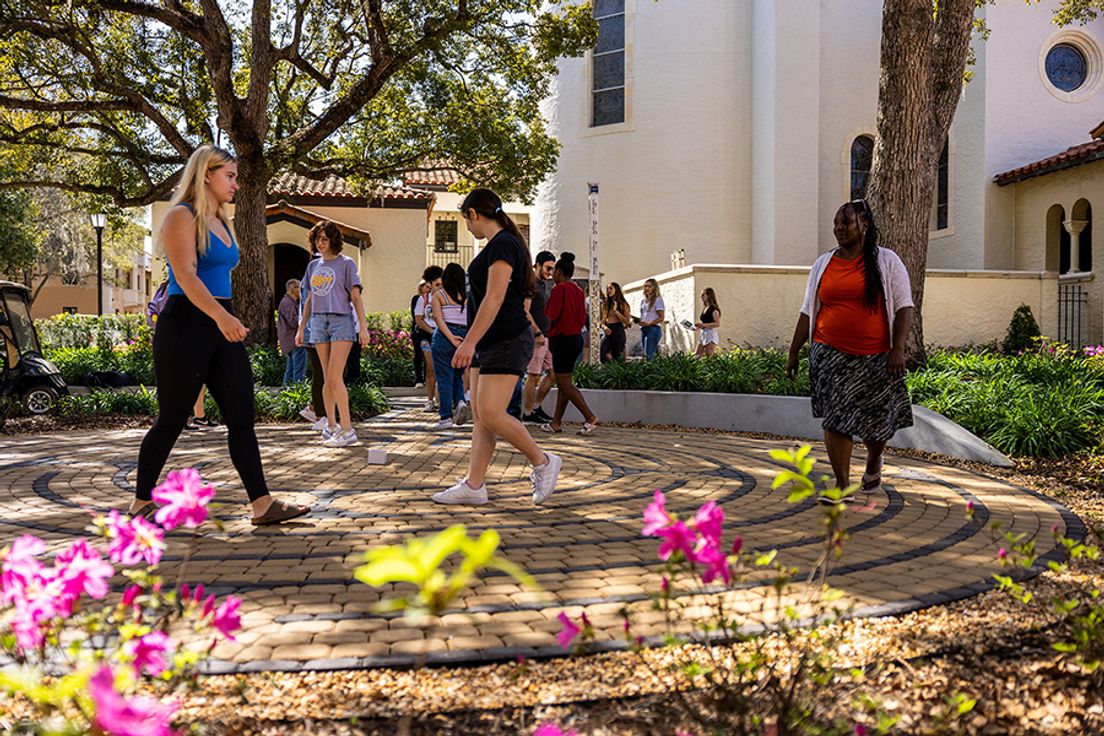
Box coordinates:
[367,448,388,465]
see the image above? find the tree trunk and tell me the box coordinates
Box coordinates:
[869,0,975,366]
[231,158,273,346]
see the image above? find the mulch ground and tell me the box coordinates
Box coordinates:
[4,415,1103,734]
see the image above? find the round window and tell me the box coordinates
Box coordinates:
[1046,43,1088,92]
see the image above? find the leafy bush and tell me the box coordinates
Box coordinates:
[45,326,155,386]
[360,356,415,387]
[35,312,147,350]
[55,387,160,417]
[247,344,286,387]
[0,469,241,734]
[363,328,414,360]
[1002,303,1042,355]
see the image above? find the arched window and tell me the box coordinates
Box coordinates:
[1071,198,1093,273]
[850,135,874,200]
[1047,204,1067,273]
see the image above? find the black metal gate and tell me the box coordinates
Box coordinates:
[1058,279,1090,348]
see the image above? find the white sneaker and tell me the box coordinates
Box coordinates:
[453,401,471,426]
[423,400,437,412]
[531,452,563,505]
[299,407,318,423]
[321,425,338,441]
[310,417,329,431]
[432,478,489,505]
[431,417,454,430]
[323,428,358,447]
[414,382,425,389]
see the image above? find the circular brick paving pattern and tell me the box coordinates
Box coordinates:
[0,399,1082,673]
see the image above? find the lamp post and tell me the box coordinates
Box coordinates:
[90,213,107,316]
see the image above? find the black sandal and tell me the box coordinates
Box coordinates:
[251,499,311,526]
[128,503,158,522]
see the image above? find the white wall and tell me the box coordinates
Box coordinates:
[534,0,753,284]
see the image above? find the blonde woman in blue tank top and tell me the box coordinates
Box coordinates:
[128,145,310,526]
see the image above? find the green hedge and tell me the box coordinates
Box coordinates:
[55,382,390,422]
[573,346,1104,459]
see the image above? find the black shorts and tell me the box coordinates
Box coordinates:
[548,334,583,374]
[476,329,534,376]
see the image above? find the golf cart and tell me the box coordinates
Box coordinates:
[0,280,68,414]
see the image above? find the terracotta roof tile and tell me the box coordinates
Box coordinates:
[268,172,434,200]
[403,163,461,188]
[994,139,1104,185]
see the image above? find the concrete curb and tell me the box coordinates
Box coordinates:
[542,388,1014,468]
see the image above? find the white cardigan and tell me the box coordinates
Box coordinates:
[799,247,914,345]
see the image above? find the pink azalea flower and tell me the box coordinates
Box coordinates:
[656,520,697,561]
[88,665,179,736]
[692,501,724,547]
[854,725,868,736]
[731,536,743,555]
[152,469,215,530]
[533,724,579,736]
[210,596,242,639]
[124,631,176,677]
[693,542,732,585]
[997,548,1008,561]
[642,490,672,536]
[121,585,141,607]
[54,539,114,600]
[556,612,581,649]
[1,535,47,606]
[105,511,165,567]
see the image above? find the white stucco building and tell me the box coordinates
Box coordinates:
[534,0,1104,346]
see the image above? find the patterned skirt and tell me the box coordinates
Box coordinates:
[809,341,913,441]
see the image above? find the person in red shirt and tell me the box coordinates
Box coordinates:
[542,253,600,435]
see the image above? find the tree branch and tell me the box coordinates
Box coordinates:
[0,95,134,113]
[281,4,473,163]
[930,0,976,139]
[0,175,178,208]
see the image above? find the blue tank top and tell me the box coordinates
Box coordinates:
[166,205,239,299]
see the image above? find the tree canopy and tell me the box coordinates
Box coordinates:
[0,0,596,334]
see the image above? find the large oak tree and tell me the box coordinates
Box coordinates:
[869,0,1095,363]
[0,0,595,341]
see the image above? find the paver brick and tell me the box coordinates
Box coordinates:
[0,401,1076,672]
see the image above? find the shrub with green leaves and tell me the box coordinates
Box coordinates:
[1002,303,1042,356]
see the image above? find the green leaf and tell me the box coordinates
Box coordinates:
[755,550,778,566]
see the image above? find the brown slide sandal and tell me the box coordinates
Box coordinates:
[251,499,311,526]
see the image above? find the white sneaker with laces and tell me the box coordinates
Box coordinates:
[432,478,489,505]
[323,428,358,447]
[423,400,437,412]
[321,425,338,441]
[531,452,563,505]
[310,417,329,431]
[414,382,425,389]
[299,407,318,423]
[453,401,471,426]
[431,418,454,430]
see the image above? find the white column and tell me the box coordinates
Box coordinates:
[1064,219,1088,273]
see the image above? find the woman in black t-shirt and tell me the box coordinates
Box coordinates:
[431,188,563,507]
[694,287,722,357]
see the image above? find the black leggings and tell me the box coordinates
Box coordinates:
[136,296,269,502]
[600,323,626,363]
[412,330,427,384]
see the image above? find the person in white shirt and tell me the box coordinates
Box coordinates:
[636,278,665,360]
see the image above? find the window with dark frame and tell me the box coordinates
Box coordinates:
[592,0,625,127]
[935,138,949,231]
[434,220,459,253]
[850,135,874,201]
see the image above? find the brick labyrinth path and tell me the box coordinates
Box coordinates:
[0,399,1081,673]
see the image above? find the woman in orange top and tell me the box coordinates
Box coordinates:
[785,199,914,503]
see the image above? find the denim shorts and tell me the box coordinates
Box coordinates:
[476,329,534,376]
[309,312,356,343]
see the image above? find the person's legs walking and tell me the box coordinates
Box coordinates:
[430,330,456,421]
[467,374,546,487]
[133,321,207,510]
[204,339,270,504]
[823,429,855,490]
[307,346,326,422]
[324,341,354,432]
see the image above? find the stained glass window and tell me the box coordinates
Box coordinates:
[1046,43,1087,92]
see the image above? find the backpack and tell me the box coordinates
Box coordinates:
[147,282,169,328]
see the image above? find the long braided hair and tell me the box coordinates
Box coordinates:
[847,199,884,311]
